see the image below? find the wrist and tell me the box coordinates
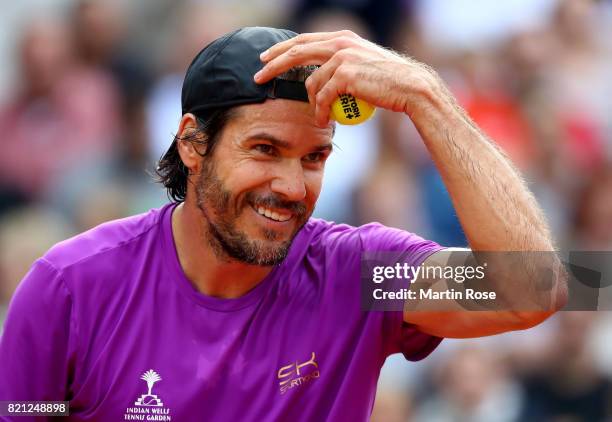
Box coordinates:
[404,82,459,127]
[402,75,469,143]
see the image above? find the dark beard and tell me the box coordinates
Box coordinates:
[195,159,309,266]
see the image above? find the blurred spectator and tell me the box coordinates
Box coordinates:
[146,3,244,163]
[71,0,155,175]
[0,17,120,206]
[71,0,151,99]
[517,312,612,421]
[38,0,169,228]
[354,114,430,236]
[572,166,612,250]
[370,386,412,422]
[453,50,535,170]
[0,206,74,330]
[289,0,410,46]
[538,0,610,175]
[514,0,612,246]
[503,27,575,239]
[415,346,523,422]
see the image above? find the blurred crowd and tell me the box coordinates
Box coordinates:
[1,0,612,420]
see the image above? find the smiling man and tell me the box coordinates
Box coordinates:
[0,27,566,421]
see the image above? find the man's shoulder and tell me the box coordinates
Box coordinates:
[297,218,440,256]
[300,218,406,244]
[298,218,358,246]
[297,218,405,253]
[43,204,171,271]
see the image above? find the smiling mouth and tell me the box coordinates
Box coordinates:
[251,204,293,222]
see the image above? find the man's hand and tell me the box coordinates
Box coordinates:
[254,30,444,127]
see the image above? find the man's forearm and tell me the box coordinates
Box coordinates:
[405,78,553,252]
[404,74,568,314]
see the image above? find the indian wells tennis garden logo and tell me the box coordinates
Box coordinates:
[124,369,173,421]
[136,370,163,406]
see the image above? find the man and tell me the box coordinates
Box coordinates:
[0,27,566,421]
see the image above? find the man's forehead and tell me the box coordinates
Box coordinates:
[229,100,335,143]
[234,99,312,121]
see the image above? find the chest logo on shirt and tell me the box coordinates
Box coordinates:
[277,352,320,395]
[124,369,173,421]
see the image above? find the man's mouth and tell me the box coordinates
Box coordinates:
[252,204,292,222]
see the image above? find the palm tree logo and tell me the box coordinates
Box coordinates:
[142,370,161,396]
[135,369,164,407]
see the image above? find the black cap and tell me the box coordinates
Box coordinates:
[181,27,310,116]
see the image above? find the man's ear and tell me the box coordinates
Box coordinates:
[176,113,205,174]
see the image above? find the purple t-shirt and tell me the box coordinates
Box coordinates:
[0,203,443,421]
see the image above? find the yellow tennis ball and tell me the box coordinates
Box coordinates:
[330,94,376,125]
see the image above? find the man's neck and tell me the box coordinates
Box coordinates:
[171,202,273,299]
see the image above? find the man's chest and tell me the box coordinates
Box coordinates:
[67,297,349,421]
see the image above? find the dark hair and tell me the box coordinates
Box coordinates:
[154,107,236,202]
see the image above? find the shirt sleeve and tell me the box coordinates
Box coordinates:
[356,223,445,361]
[0,258,76,407]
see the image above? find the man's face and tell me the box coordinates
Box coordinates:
[194,99,334,265]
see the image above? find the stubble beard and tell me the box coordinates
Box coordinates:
[194,159,309,266]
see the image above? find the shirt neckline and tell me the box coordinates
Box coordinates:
[160,202,281,311]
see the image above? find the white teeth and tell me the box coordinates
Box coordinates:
[255,205,291,222]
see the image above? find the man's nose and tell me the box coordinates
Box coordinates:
[270,159,307,202]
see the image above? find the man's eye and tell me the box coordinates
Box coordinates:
[254,144,275,155]
[304,152,325,163]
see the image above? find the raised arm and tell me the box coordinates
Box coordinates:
[254,30,568,338]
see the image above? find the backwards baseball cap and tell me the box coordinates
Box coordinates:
[181,27,310,116]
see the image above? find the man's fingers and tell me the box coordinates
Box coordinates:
[260,32,333,62]
[315,74,347,127]
[260,30,358,63]
[305,56,341,105]
[254,39,348,84]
